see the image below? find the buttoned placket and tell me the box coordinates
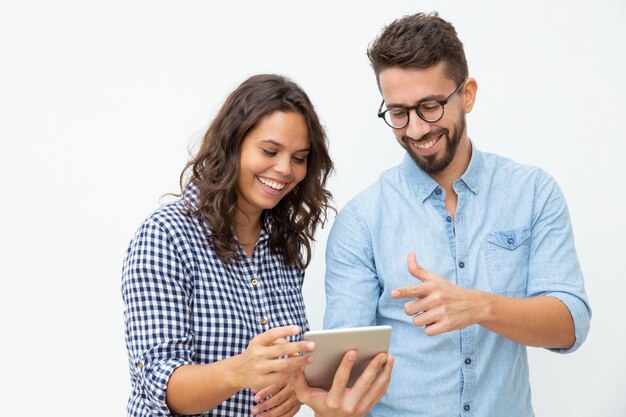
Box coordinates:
[242,241,271,332]
[430,182,476,415]
[453,179,475,416]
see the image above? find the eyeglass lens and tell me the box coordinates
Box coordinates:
[384,101,443,128]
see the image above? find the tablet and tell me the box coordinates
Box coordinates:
[303,325,392,391]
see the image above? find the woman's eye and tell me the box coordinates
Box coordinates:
[292,156,306,164]
[262,148,277,157]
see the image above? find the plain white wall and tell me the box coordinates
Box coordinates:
[1,1,625,416]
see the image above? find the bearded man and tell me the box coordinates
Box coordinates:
[323,12,591,417]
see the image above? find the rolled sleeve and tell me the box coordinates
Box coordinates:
[135,356,193,416]
[122,218,195,416]
[546,291,591,353]
[527,170,591,354]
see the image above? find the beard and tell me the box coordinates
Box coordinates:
[402,115,466,175]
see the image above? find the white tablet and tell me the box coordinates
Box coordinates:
[303,325,392,391]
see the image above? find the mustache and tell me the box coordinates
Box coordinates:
[402,128,448,143]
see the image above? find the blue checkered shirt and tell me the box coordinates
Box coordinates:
[122,186,309,416]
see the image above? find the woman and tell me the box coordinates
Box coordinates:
[122,74,392,417]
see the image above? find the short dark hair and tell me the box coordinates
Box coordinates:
[180,74,333,269]
[367,12,468,85]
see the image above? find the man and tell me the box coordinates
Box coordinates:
[324,12,591,417]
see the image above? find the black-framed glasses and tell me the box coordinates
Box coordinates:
[377,80,466,128]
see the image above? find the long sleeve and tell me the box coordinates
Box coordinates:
[527,170,592,353]
[324,203,380,329]
[122,218,195,416]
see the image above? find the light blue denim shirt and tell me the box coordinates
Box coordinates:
[324,145,591,417]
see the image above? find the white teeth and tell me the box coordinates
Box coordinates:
[414,137,437,150]
[257,176,286,190]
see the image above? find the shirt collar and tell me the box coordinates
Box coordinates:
[459,142,483,195]
[400,153,439,202]
[259,212,274,242]
[400,141,484,202]
[182,181,200,210]
[182,181,274,240]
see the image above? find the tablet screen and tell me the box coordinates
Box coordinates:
[303,325,392,390]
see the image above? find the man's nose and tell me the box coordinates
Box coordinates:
[404,109,433,140]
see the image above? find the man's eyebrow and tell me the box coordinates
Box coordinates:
[385,94,445,108]
[259,139,310,152]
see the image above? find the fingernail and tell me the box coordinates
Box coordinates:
[251,408,258,415]
[391,290,399,297]
[291,325,301,333]
[254,394,260,402]
[347,351,356,360]
[306,341,315,350]
[307,355,314,363]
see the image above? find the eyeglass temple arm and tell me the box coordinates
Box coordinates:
[377,99,386,117]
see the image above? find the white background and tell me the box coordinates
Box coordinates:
[1,1,625,416]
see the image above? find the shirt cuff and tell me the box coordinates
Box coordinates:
[546,291,591,354]
[136,356,193,416]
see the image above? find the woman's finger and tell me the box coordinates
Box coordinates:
[256,354,312,375]
[254,383,281,404]
[253,383,288,413]
[253,325,301,346]
[265,401,301,417]
[252,384,299,416]
[266,340,315,358]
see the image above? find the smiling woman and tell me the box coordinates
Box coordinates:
[181,74,332,270]
[235,111,311,257]
[121,74,394,417]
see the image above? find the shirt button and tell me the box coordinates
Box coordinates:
[464,404,470,412]
[459,261,465,268]
[446,215,452,222]
[435,188,442,195]
[464,357,472,365]
[507,237,515,245]
[251,278,258,286]
[138,362,143,370]
[256,244,262,250]
[260,318,267,325]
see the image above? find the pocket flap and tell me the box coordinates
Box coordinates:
[486,227,530,250]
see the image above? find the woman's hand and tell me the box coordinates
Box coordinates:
[229,325,315,391]
[291,350,394,417]
[251,382,301,416]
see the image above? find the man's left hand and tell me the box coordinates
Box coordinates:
[391,252,486,336]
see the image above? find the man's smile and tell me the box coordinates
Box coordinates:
[404,130,447,155]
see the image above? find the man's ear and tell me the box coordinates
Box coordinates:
[462,77,478,113]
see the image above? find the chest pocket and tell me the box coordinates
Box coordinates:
[270,286,308,339]
[484,227,530,296]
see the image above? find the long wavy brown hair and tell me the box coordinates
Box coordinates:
[180,74,333,269]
